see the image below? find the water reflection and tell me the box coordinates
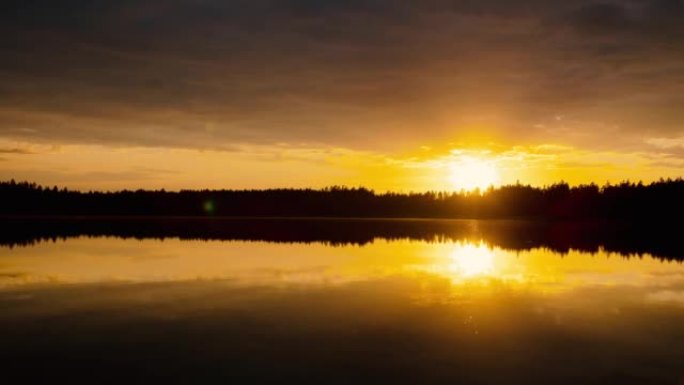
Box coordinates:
[448,242,495,278]
[3,217,684,260]
[1,232,684,384]
[1,237,683,294]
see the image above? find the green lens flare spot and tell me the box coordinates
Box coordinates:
[203,200,215,215]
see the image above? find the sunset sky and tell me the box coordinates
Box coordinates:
[1,0,683,191]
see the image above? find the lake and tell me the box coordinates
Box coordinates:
[1,218,683,384]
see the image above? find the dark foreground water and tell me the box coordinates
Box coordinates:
[1,219,683,384]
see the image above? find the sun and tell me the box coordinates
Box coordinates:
[449,156,500,191]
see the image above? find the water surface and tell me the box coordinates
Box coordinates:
[1,219,683,384]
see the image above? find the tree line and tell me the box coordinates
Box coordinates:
[1,178,683,219]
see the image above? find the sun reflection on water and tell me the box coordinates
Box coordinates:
[413,241,516,285]
[448,242,495,278]
[1,237,681,295]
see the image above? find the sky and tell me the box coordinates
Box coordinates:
[1,0,683,191]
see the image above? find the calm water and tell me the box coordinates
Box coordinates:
[1,219,684,384]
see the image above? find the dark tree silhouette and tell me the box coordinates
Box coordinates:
[1,179,683,219]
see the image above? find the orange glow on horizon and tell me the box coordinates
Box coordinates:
[0,138,681,192]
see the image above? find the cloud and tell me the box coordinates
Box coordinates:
[0,147,32,154]
[0,1,683,156]
[646,136,684,149]
[566,1,684,37]
[567,2,634,34]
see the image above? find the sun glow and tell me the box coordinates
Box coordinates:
[449,157,500,192]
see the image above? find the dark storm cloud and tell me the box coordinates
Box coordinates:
[569,2,634,33]
[0,0,682,152]
[567,0,684,45]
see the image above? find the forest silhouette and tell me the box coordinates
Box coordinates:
[1,178,683,219]
[3,179,684,259]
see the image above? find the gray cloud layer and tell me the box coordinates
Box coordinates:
[1,0,682,152]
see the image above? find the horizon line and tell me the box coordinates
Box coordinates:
[3,177,684,195]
